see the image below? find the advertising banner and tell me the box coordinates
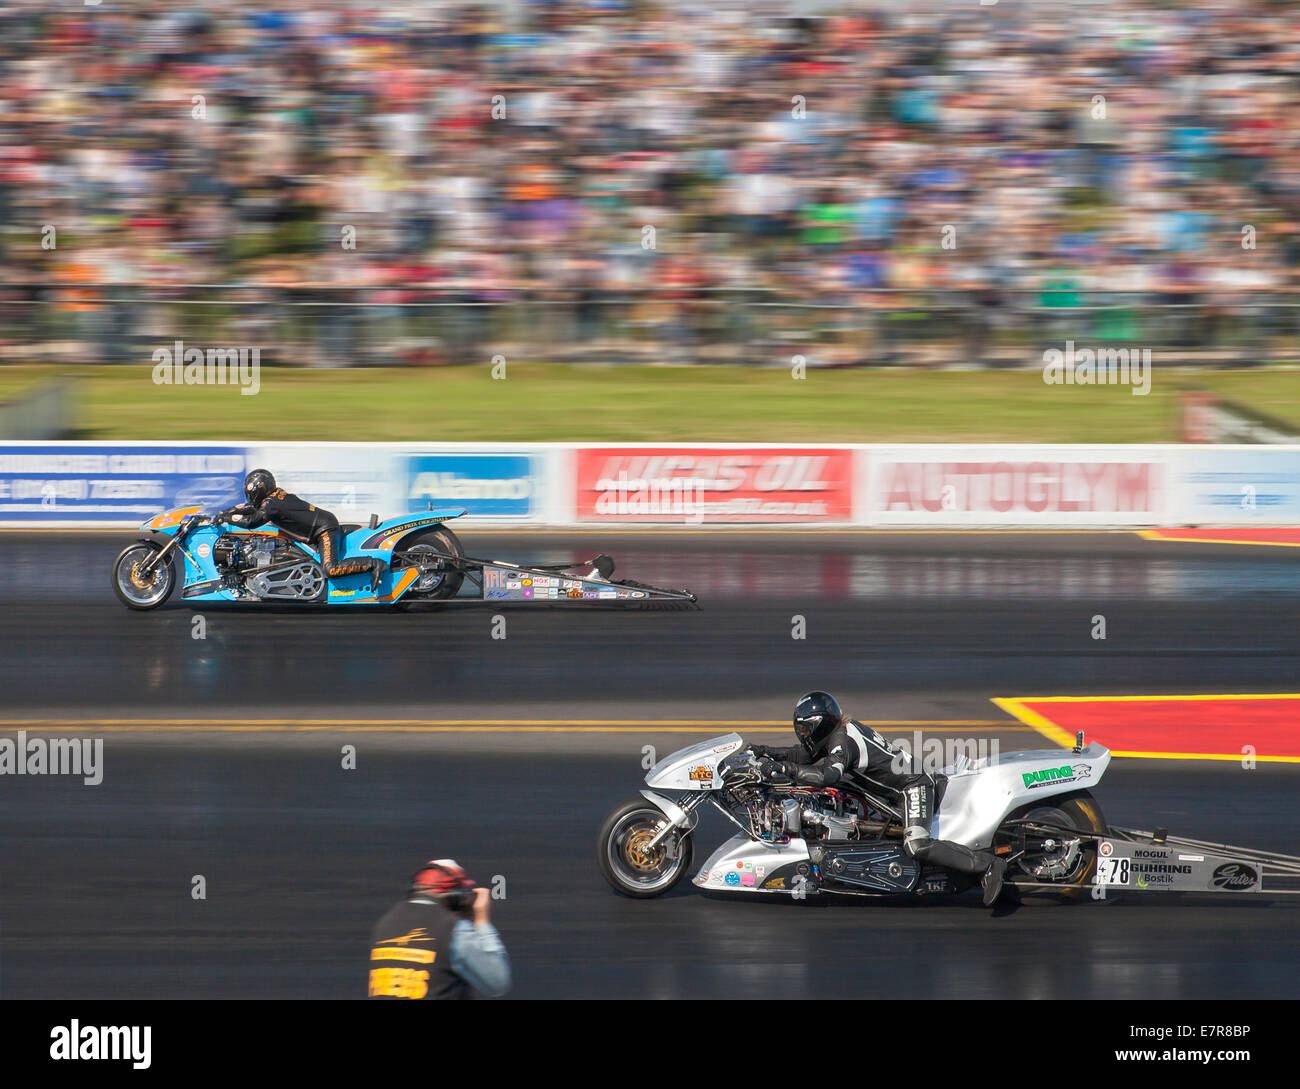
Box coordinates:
[1173,448,1300,524]
[0,443,245,524]
[858,446,1171,526]
[574,446,854,524]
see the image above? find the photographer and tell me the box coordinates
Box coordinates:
[367,859,511,1000]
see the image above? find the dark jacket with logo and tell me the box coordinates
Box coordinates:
[367,898,468,1000]
[228,488,338,541]
[755,718,918,792]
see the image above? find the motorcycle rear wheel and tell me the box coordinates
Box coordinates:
[999,790,1108,901]
[598,799,694,899]
[394,526,465,600]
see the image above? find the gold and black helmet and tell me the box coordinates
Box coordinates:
[243,468,275,506]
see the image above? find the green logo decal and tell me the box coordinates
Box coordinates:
[1022,764,1074,788]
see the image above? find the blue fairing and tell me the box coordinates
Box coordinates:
[140,506,466,605]
[345,509,467,557]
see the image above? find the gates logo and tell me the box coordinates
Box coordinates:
[406,454,537,518]
[1211,863,1258,891]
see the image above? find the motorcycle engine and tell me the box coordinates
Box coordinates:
[213,534,288,572]
[770,792,869,843]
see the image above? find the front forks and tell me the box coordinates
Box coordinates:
[642,792,708,852]
[138,530,186,577]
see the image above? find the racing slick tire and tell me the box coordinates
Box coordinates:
[997,789,1108,903]
[598,798,695,899]
[395,526,465,601]
[112,541,176,610]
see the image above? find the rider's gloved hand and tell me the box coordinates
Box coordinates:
[756,758,792,783]
[216,504,250,524]
[749,744,772,759]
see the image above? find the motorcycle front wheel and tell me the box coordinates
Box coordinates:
[597,799,694,898]
[112,542,176,610]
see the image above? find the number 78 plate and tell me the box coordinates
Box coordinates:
[1095,854,1131,886]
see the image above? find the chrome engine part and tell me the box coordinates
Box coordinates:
[213,535,323,600]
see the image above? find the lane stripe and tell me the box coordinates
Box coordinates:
[0,718,1008,726]
[991,698,1076,748]
[0,717,1025,734]
[1139,528,1300,548]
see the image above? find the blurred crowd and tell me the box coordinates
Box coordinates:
[1,0,1298,308]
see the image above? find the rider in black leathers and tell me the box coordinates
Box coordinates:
[217,469,386,590]
[751,691,1007,906]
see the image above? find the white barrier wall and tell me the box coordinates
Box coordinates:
[0,441,1297,528]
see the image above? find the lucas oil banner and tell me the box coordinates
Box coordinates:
[573,446,854,524]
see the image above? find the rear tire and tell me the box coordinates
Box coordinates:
[394,526,464,600]
[112,541,176,610]
[999,790,1107,901]
[598,799,694,899]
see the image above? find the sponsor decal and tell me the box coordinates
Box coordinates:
[483,567,511,590]
[740,873,756,887]
[688,765,713,782]
[724,871,740,887]
[1021,763,1092,789]
[575,447,853,525]
[1099,840,1113,857]
[754,864,766,880]
[582,591,598,599]
[360,516,452,551]
[1211,863,1258,891]
[1178,854,1205,862]
[763,877,786,890]
[697,871,709,882]
[196,543,211,558]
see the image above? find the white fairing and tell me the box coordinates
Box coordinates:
[693,834,812,893]
[644,733,742,792]
[935,743,1111,848]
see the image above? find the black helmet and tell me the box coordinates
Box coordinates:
[793,691,842,756]
[244,468,275,506]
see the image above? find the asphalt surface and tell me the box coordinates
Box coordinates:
[0,530,1298,999]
